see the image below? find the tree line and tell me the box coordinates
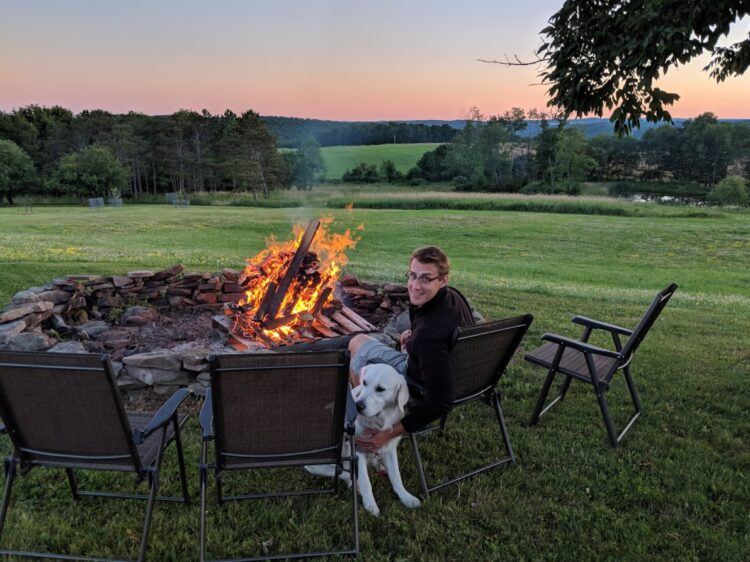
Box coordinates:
[263,116,458,148]
[396,109,750,197]
[0,105,286,204]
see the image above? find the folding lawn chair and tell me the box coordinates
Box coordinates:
[0,351,191,561]
[199,350,359,561]
[408,314,533,498]
[526,283,678,447]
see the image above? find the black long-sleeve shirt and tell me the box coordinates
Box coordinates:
[401,286,474,432]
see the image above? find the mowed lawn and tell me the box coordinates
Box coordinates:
[0,205,749,561]
[318,143,440,180]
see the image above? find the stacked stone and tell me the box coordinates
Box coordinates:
[118,347,212,396]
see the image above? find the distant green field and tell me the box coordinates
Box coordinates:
[283,143,441,180]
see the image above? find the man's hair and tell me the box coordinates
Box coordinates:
[410,246,450,277]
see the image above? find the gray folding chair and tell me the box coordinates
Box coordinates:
[408,314,533,498]
[526,283,678,447]
[200,350,359,562]
[0,351,191,561]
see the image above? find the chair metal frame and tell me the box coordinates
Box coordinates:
[199,350,359,562]
[408,315,533,498]
[527,283,678,447]
[0,351,191,562]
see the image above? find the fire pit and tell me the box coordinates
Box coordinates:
[218,219,378,350]
[0,220,417,399]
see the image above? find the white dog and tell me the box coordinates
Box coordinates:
[350,363,421,516]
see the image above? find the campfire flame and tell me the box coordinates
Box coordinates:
[232,218,359,344]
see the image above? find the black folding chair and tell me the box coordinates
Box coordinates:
[526,283,678,447]
[408,314,533,498]
[200,350,359,562]
[0,351,191,561]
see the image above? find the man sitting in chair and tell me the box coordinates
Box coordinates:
[350,245,475,452]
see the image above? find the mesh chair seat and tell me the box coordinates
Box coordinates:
[526,283,678,447]
[0,351,192,561]
[199,350,359,561]
[525,342,619,384]
[409,314,534,498]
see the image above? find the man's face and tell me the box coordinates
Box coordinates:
[407,259,448,307]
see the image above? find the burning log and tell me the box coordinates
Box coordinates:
[263,220,320,322]
[253,281,277,321]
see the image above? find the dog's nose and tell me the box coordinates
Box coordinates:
[355,401,365,413]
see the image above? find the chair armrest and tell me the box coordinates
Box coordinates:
[571,316,633,336]
[541,333,622,359]
[345,389,357,435]
[200,388,214,441]
[133,388,192,445]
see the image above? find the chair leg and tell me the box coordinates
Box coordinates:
[0,459,17,540]
[623,367,643,413]
[559,375,573,399]
[492,391,516,464]
[138,471,160,562]
[215,470,224,506]
[199,441,208,562]
[172,416,191,504]
[593,386,619,447]
[349,438,360,557]
[65,468,81,501]
[409,433,430,499]
[529,368,557,425]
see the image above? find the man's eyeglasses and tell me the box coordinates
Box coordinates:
[405,272,440,285]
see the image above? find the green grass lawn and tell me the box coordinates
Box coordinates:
[0,205,749,561]
[316,143,440,180]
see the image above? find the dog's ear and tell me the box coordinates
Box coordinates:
[396,376,410,417]
[358,364,370,385]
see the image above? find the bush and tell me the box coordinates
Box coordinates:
[707,175,749,207]
[379,159,403,183]
[342,162,380,183]
[451,175,470,190]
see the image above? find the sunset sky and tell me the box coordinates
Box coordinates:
[1,0,749,120]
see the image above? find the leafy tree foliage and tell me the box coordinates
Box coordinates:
[264,117,458,147]
[342,162,380,183]
[407,108,750,196]
[0,105,285,198]
[0,139,36,205]
[288,137,325,190]
[54,144,127,198]
[538,1,750,134]
[707,175,749,206]
[554,128,596,183]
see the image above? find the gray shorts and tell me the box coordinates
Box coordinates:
[351,337,408,377]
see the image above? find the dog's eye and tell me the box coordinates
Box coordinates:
[376,386,385,392]
[362,380,367,386]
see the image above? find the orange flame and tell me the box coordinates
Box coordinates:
[233,219,359,343]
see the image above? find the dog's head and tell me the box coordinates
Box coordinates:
[354,363,409,419]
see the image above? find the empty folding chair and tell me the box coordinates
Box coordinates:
[199,350,358,561]
[0,351,191,561]
[526,283,678,447]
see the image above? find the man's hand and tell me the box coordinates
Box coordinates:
[399,329,412,351]
[355,423,405,453]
